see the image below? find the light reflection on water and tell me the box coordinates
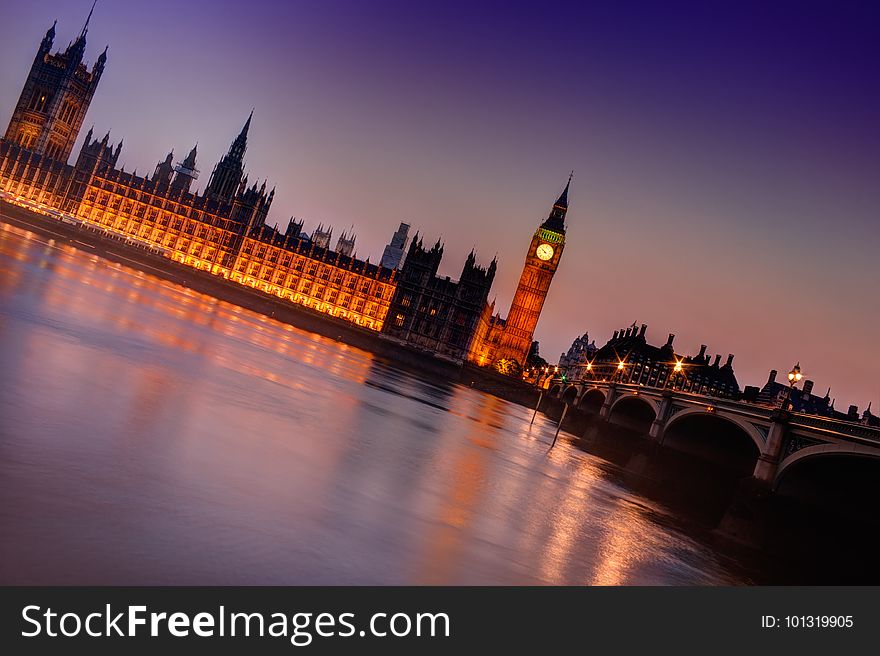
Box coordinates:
[0,223,749,585]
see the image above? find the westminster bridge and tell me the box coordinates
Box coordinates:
[543,380,880,490]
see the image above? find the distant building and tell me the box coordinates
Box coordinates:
[558,332,598,379]
[284,217,304,240]
[756,370,877,425]
[380,222,409,269]
[572,323,740,399]
[335,229,356,258]
[382,236,496,362]
[311,223,332,250]
[863,404,879,427]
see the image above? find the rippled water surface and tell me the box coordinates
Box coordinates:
[0,222,753,585]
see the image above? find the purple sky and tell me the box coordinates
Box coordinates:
[2,1,878,408]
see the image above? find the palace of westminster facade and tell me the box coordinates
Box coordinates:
[0,17,569,370]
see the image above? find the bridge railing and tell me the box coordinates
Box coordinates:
[788,414,880,442]
[566,379,880,441]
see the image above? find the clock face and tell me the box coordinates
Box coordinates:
[536,243,554,261]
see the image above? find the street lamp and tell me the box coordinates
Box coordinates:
[665,358,684,390]
[782,362,802,411]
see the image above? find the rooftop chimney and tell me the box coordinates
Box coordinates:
[768,369,778,385]
[725,354,734,368]
[612,330,619,340]
[712,354,721,367]
[802,380,814,396]
[665,333,675,348]
[639,323,647,337]
[848,404,859,418]
[698,344,707,359]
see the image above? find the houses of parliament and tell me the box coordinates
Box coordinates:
[0,16,567,370]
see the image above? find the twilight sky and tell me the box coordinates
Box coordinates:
[2,1,878,408]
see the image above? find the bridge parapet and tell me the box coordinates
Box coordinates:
[564,379,879,440]
[550,379,880,489]
[549,377,880,489]
[788,414,880,442]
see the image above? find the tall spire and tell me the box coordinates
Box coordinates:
[229,110,252,158]
[227,110,253,155]
[241,109,253,138]
[171,143,199,193]
[541,173,572,233]
[204,113,252,203]
[81,0,97,39]
[42,20,57,50]
[182,143,198,169]
[556,171,573,208]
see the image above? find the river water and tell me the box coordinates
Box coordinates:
[0,221,760,585]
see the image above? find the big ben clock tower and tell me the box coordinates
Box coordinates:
[493,175,571,368]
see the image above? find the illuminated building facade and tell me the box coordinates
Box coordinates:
[72,128,396,330]
[1,21,396,332]
[468,177,570,371]
[382,236,496,361]
[230,224,395,330]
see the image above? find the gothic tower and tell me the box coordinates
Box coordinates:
[171,144,199,194]
[3,5,106,163]
[204,111,251,203]
[152,150,175,186]
[493,175,570,367]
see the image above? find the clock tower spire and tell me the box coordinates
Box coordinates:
[492,175,570,368]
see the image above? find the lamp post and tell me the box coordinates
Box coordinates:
[529,366,551,425]
[615,360,625,383]
[781,362,802,411]
[665,358,684,390]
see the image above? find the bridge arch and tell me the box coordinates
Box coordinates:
[561,385,579,405]
[663,407,765,454]
[548,383,562,398]
[608,394,658,433]
[578,387,606,413]
[775,443,880,490]
[609,393,659,416]
[660,408,763,475]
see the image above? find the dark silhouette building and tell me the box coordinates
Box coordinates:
[3,13,105,162]
[570,323,740,398]
[205,112,251,203]
[756,370,877,425]
[383,235,496,362]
